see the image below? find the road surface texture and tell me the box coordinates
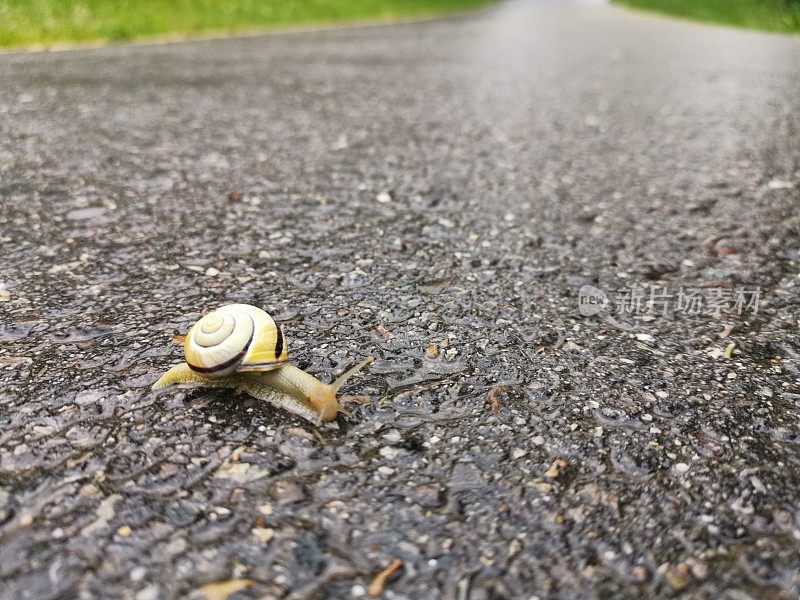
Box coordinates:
[2,1,800,598]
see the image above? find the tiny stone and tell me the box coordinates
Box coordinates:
[767,179,795,189]
[269,481,305,505]
[665,564,691,590]
[379,446,400,459]
[252,527,274,544]
[410,483,443,508]
[205,267,220,276]
[382,430,402,444]
[511,448,526,459]
[117,525,132,537]
[136,585,160,600]
[622,542,633,555]
[688,559,708,580]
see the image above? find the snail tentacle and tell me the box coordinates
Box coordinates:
[331,356,375,392]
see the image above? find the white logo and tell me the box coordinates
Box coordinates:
[578,285,609,316]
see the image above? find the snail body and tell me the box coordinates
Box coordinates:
[153,303,372,423]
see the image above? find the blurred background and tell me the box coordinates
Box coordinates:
[1,0,799,48]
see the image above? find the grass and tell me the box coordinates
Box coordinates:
[612,0,800,34]
[0,0,495,48]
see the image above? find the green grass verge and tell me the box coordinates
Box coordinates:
[612,0,800,34]
[0,0,495,48]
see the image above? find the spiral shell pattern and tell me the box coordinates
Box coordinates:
[184,304,288,378]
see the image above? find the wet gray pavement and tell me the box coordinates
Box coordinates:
[2,0,800,598]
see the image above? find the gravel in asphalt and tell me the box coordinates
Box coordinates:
[1,1,800,598]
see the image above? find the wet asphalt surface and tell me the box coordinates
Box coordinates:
[2,1,800,598]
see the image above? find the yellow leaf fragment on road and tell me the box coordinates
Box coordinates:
[723,342,736,359]
[545,458,568,478]
[369,558,403,596]
[199,579,254,600]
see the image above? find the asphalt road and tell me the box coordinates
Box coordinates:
[2,1,800,598]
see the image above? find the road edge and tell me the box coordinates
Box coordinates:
[0,4,498,56]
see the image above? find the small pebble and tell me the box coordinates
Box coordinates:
[117,525,132,537]
[379,446,400,459]
[252,527,274,544]
[767,179,795,189]
[382,430,402,444]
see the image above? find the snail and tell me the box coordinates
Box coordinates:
[152,303,373,423]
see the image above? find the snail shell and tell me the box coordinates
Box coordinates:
[184,303,288,378]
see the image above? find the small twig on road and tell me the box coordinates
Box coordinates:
[369,558,403,596]
[486,384,518,417]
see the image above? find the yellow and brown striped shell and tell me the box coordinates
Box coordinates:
[184,304,288,378]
